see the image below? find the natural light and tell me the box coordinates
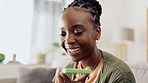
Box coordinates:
[0,0,34,64]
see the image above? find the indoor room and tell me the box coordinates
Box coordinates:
[0,0,148,83]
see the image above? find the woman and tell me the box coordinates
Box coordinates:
[53,0,136,83]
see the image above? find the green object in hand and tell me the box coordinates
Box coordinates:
[62,68,91,74]
[0,53,5,62]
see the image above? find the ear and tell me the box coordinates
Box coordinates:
[95,27,101,40]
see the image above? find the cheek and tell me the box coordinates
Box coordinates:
[79,34,96,48]
[59,37,65,48]
[80,33,96,43]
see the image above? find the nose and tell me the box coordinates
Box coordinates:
[65,33,76,44]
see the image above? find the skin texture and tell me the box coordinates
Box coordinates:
[53,8,102,83]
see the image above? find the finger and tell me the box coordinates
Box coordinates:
[55,68,61,76]
[74,74,89,82]
[53,74,64,83]
[52,76,55,82]
[53,68,64,83]
[59,72,70,81]
[52,68,59,82]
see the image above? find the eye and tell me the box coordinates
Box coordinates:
[74,29,84,36]
[60,31,66,37]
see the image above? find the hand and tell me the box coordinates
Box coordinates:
[52,68,89,83]
[52,68,70,83]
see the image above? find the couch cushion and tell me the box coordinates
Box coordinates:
[128,62,148,83]
[17,67,56,83]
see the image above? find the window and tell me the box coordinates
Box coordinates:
[0,0,34,64]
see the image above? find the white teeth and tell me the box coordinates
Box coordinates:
[68,48,80,53]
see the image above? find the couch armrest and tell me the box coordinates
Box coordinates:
[0,76,16,83]
[128,62,148,83]
[17,67,56,83]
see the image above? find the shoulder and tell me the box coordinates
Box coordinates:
[100,51,136,83]
[102,51,131,71]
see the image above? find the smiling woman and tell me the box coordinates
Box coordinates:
[53,0,136,83]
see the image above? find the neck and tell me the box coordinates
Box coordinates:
[79,48,102,71]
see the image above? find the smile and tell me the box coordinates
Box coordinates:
[67,48,81,56]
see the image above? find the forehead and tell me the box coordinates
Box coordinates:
[64,7,90,13]
[60,8,92,27]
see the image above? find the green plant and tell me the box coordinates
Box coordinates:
[0,53,5,62]
[46,42,66,56]
[45,42,60,53]
[37,52,46,64]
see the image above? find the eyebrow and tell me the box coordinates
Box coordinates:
[72,24,85,29]
[60,24,85,30]
[60,27,65,30]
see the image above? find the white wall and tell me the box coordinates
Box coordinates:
[126,0,148,62]
[0,0,34,64]
[98,0,127,55]
[98,0,148,62]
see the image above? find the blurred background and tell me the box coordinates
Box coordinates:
[0,0,148,65]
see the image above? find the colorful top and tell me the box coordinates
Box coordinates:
[75,58,103,83]
[66,50,136,83]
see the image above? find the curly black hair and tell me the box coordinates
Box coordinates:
[64,0,102,26]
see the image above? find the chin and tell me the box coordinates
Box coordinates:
[71,57,82,62]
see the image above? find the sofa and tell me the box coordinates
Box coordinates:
[128,62,148,83]
[0,62,148,83]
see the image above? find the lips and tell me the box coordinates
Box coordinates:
[66,48,81,56]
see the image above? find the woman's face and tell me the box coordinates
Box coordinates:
[59,8,100,62]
